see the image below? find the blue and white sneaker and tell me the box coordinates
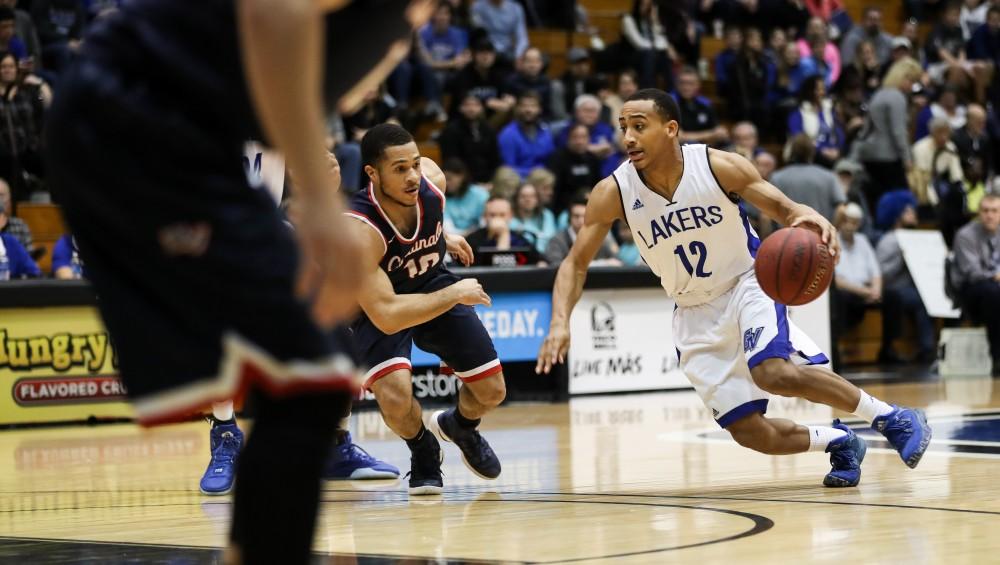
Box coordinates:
[323,432,400,480]
[872,406,932,469]
[428,409,501,480]
[823,420,867,488]
[199,422,243,495]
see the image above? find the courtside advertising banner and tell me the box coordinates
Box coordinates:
[0,307,132,425]
[568,289,688,394]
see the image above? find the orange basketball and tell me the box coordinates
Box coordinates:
[753,227,834,306]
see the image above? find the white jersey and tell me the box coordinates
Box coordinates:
[614,144,759,306]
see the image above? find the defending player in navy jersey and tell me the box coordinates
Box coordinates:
[44,1,434,563]
[537,89,931,488]
[345,124,505,495]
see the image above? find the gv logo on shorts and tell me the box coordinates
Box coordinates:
[743,327,764,353]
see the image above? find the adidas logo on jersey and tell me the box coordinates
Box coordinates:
[632,199,644,210]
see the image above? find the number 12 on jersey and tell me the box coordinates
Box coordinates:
[674,241,712,278]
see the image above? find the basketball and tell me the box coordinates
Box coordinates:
[754,227,834,306]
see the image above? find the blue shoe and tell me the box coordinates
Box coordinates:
[323,432,400,480]
[199,422,243,495]
[872,406,932,469]
[428,409,501,480]
[823,420,867,488]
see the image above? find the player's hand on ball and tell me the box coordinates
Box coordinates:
[790,210,839,258]
[445,233,474,266]
[452,278,491,307]
[295,199,363,327]
[536,325,570,374]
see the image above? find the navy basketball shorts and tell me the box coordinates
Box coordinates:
[46,61,360,426]
[350,275,501,390]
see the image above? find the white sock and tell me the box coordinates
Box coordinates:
[807,426,848,452]
[212,401,234,422]
[853,390,894,424]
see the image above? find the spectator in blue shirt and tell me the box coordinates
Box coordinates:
[51,233,84,279]
[0,199,39,279]
[714,26,743,94]
[498,91,555,178]
[470,0,529,64]
[419,2,470,86]
[771,42,819,109]
[555,94,623,177]
[0,7,26,61]
[442,158,489,235]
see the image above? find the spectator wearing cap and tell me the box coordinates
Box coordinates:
[553,48,605,122]
[498,91,555,178]
[771,134,846,223]
[875,191,936,364]
[674,67,728,146]
[854,57,924,212]
[470,0,529,64]
[952,193,1000,376]
[841,6,894,67]
[953,103,993,178]
[621,0,676,91]
[441,158,490,235]
[833,202,882,334]
[881,36,914,79]
[506,47,557,120]
[449,37,516,123]
[834,159,875,237]
[439,93,501,184]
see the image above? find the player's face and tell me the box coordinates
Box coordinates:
[370,142,422,207]
[619,100,678,171]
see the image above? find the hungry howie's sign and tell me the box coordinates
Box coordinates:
[0,307,133,424]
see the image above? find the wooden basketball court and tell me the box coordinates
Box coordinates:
[1,377,998,563]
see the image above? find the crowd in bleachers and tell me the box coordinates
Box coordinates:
[0,0,998,372]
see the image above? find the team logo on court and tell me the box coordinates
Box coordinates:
[743,327,764,352]
[590,302,616,350]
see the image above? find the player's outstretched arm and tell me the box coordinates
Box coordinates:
[347,220,489,335]
[708,149,840,257]
[537,177,624,374]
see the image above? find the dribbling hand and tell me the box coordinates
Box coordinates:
[790,211,840,259]
[536,325,570,374]
[452,278,491,307]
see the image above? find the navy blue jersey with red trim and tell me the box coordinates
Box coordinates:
[346,176,453,294]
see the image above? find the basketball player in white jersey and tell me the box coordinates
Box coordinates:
[537,89,931,487]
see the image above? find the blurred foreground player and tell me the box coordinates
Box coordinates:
[44,1,432,563]
[537,89,932,487]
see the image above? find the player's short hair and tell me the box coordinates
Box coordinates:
[624,88,680,124]
[361,123,414,168]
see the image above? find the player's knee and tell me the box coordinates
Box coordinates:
[751,359,803,396]
[471,375,506,408]
[372,379,412,420]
